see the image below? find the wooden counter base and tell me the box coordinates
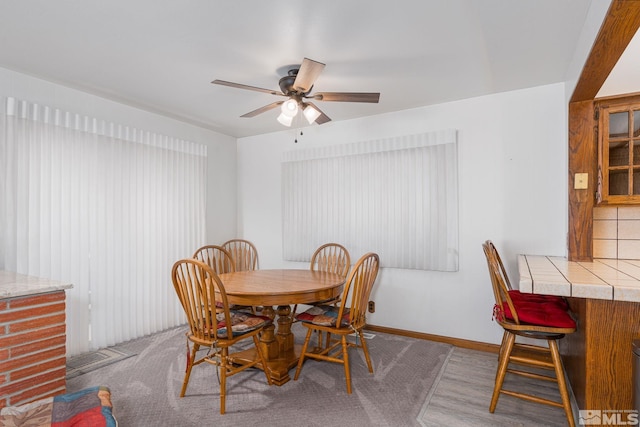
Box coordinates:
[564,297,640,410]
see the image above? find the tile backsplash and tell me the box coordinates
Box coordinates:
[593,206,640,259]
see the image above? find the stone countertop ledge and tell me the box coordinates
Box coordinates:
[0,270,73,299]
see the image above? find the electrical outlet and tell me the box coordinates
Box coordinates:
[368,301,375,313]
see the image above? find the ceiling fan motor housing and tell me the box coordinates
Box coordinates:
[279,68,309,96]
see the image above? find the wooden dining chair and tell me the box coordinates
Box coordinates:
[482,242,576,427]
[171,258,272,414]
[292,243,351,317]
[221,239,259,272]
[221,239,259,312]
[294,252,380,394]
[310,243,351,296]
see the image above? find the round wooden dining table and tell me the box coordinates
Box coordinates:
[218,269,345,385]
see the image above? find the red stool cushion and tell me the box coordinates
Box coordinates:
[508,290,569,310]
[497,297,576,329]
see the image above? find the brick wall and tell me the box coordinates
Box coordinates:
[0,291,67,408]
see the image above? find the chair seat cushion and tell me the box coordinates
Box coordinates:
[508,290,569,310]
[310,296,340,306]
[214,301,252,312]
[216,311,271,338]
[296,305,350,327]
[497,297,576,329]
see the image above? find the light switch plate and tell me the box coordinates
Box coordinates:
[575,173,588,190]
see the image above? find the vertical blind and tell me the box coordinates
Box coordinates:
[0,97,206,355]
[282,130,458,271]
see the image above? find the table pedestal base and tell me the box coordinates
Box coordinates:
[230,304,302,386]
[230,344,305,386]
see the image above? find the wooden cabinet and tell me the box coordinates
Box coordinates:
[597,94,640,204]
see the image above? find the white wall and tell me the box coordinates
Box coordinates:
[237,82,568,344]
[0,66,238,245]
[0,66,569,345]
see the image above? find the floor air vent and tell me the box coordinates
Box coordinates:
[66,348,136,379]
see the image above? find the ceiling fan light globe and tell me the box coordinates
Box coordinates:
[303,104,321,124]
[281,98,299,117]
[277,112,293,127]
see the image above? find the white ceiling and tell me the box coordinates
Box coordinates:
[0,1,624,138]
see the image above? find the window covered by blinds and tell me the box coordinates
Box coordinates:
[282,130,458,271]
[1,97,206,355]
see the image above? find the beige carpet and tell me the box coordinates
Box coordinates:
[67,323,453,426]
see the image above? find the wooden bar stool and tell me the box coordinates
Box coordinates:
[482,241,576,427]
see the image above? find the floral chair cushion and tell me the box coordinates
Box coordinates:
[216,310,271,338]
[295,305,350,327]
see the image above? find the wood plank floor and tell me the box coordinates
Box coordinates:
[418,347,571,426]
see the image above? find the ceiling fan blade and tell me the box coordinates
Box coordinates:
[312,92,380,103]
[306,102,331,124]
[212,79,285,96]
[293,58,326,93]
[315,112,331,125]
[240,101,284,118]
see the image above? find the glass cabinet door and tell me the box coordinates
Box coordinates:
[600,103,640,203]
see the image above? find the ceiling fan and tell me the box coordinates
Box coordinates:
[212,58,380,127]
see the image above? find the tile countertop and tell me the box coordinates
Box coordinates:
[0,270,73,299]
[518,255,640,302]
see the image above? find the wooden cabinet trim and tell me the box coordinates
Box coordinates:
[568,0,640,261]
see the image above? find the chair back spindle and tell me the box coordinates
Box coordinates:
[193,245,235,275]
[292,243,351,318]
[171,259,232,344]
[482,241,520,325]
[311,243,351,278]
[487,240,512,290]
[340,252,379,331]
[222,239,259,272]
